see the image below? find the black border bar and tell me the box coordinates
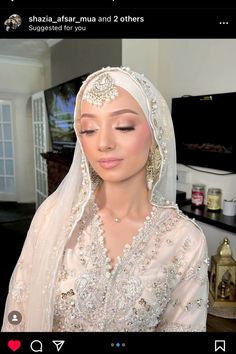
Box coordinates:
[1,332,236,353]
[2,1,236,10]
[0,8,236,38]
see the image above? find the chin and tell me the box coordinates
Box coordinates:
[98,172,138,185]
[99,175,124,183]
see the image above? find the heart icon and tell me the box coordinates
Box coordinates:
[8,340,21,352]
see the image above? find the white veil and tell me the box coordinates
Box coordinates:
[2,66,176,331]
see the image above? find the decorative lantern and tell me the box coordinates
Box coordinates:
[209,237,236,308]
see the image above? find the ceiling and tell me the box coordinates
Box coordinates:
[0,39,62,60]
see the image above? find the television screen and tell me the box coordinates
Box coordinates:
[171,92,236,172]
[44,74,89,154]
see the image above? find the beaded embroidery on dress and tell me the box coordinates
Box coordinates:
[52,196,208,332]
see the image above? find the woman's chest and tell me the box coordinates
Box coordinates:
[54,211,185,331]
[54,245,175,331]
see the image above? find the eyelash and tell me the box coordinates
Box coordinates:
[79,130,96,135]
[79,126,135,135]
[117,126,135,131]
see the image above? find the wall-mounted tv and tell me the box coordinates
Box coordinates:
[171,92,236,172]
[44,73,89,154]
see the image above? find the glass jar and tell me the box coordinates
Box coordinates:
[191,184,205,208]
[207,188,222,211]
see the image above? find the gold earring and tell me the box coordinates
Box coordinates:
[146,145,161,191]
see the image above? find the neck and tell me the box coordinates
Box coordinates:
[95,175,151,218]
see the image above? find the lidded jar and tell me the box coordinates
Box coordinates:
[191,184,205,208]
[207,188,222,211]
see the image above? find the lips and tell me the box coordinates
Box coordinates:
[98,158,123,169]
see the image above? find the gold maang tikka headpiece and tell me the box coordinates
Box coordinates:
[83,73,118,107]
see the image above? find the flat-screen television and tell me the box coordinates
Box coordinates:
[44,73,89,154]
[171,92,236,172]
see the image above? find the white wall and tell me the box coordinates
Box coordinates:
[122,39,159,85]
[122,39,236,257]
[158,39,236,107]
[51,39,122,86]
[0,57,46,202]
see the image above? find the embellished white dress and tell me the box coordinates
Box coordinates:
[52,198,209,332]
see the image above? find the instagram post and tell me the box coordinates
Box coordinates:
[0,1,236,352]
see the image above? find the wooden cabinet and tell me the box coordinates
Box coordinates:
[41,152,73,195]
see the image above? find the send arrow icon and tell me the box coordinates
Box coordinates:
[52,340,65,352]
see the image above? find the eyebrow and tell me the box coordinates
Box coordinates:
[80,109,138,119]
[110,109,138,116]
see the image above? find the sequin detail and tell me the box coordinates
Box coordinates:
[52,200,208,332]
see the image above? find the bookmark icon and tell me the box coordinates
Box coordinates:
[214,340,226,352]
[52,340,65,352]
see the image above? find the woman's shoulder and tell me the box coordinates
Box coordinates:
[154,203,206,244]
[151,205,208,271]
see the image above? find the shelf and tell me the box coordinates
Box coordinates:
[180,203,236,234]
[207,314,236,332]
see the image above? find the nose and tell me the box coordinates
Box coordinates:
[97,128,115,152]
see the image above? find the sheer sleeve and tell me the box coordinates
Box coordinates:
[1,211,41,332]
[156,223,209,332]
[0,193,56,332]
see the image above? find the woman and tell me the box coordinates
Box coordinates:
[2,66,209,332]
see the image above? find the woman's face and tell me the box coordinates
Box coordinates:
[79,86,153,185]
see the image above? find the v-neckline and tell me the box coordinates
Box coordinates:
[92,198,157,278]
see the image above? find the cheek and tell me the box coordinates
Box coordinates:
[79,138,94,161]
[125,125,152,155]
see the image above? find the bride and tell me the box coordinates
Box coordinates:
[2,66,208,332]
